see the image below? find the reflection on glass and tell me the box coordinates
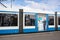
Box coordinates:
[25,15,35,26]
[0,13,18,26]
[58,16,60,25]
[49,16,54,25]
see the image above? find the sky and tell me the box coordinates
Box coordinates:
[0,0,60,13]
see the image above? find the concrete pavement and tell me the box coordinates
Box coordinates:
[0,31,60,40]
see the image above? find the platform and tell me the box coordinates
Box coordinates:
[0,31,60,40]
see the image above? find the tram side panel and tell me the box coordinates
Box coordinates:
[57,14,60,30]
[23,13,38,33]
[0,12,19,34]
[47,14,55,31]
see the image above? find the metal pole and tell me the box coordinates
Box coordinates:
[19,9,23,33]
[0,2,7,8]
[55,12,58,31]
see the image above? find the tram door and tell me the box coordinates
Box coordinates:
[36,13,47,31]
[48,14,55,31]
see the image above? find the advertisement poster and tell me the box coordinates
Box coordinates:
[37,14,46,31]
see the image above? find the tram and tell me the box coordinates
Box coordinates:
[0,9,59,34]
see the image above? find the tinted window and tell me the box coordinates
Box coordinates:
[49,16,54,25]
[25,15,35,26]
[58,16,60,25]
[0,13,18,26]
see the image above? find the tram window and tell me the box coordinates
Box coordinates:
[58,17,60,25]
[0,13,18,26]
[49,16,54,25]
[0,14,2,26]
[25,15,35,26]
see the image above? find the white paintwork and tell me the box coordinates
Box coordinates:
[48,25,55,28]
[0,12,18,14]
[24,10,54,14]
[0,27,19,30]
[23,26,35,29]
